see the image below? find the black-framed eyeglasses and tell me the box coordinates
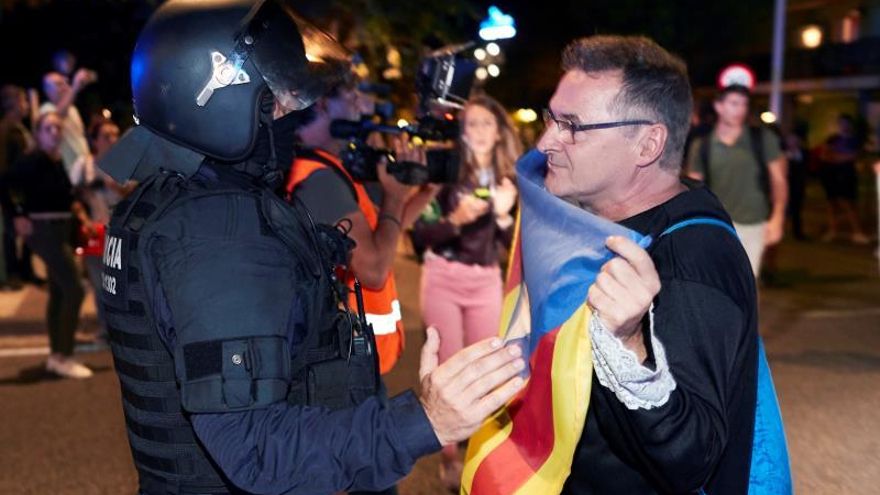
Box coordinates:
[542,108,654,144]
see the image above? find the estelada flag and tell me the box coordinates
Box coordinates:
[461,150,791,495]
[461,150,650,494]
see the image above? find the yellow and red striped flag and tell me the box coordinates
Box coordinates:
[461,150,650,495]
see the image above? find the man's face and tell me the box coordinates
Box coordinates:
[713,92,749,127]
[536,70,642,206]
[53,52,76,76]
[837,117,853,136]
[324,85,362,123]
[94,123,120,155]
[4,91,31,120]
[43,73,70,104]
[296,84,365,151]
[16,92,28,117]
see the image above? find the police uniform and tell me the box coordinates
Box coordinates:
[286,148,406,374]
[98,1,439,493]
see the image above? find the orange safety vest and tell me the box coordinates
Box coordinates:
[286,149,404,374]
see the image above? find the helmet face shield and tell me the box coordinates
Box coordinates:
[245,0,352,110]
[124,0,352,163]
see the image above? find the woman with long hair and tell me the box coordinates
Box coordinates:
[7,111,91,378]
[412,94,522,490]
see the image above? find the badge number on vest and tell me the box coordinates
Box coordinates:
[102,228,131,310]
[103,236,123,293]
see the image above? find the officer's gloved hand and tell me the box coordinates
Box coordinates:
[417,327,526,446]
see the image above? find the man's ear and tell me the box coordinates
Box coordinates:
[635,124,667,168]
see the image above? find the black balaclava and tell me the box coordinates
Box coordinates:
[243,95,313,187]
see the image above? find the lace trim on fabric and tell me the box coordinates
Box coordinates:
[590,304,677,410]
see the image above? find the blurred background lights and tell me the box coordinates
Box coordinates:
[479,6,517,41]
[514,108,538,123]
[801,25,823,48]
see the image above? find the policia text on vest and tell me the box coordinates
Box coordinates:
[102,234,123,295]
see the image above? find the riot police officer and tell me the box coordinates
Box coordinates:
[98,1,525,494]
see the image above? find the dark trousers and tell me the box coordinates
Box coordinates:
[25,219,84,356]
[787,163,807,238]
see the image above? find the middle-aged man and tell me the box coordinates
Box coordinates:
[97,1,524,494]
[687,85,788,277]
[535,35,760,494]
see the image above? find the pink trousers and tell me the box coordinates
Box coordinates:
[420,254,503,364]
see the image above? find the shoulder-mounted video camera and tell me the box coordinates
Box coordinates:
[331,43,479,185]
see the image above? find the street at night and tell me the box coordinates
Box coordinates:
[3,0,880,494]
[0,185,878,493]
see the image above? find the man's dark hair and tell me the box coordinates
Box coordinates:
[715,84,751,102]
[292,75,357,130]
[562,35,693,170]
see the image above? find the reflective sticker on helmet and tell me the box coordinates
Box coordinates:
[196,51,251,107]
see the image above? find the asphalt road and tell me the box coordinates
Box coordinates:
[0,202,878,494]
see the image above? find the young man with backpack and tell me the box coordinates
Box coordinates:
[687,85,788,276]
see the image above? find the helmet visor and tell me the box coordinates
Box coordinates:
[245,0,351,111]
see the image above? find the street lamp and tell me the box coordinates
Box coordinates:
[760,111,777,124]
[486,42,501,56]
[801,25,823,49]
[514,108,538,123]
[479,6,516,41]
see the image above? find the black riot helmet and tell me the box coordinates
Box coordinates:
[102,0,350,181]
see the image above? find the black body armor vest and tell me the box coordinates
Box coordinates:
[102,165,379,494]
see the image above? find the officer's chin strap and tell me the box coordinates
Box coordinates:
[257,95,285,189]
[232,93,285,188]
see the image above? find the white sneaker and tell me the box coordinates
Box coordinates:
[46,355,94,379]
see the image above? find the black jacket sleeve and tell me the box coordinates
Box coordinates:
[592,279,754,493]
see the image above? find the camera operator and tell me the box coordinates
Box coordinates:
[286,76,439,375]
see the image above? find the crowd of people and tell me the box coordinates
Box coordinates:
[0,52,132,378]
[684,89,877,278]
